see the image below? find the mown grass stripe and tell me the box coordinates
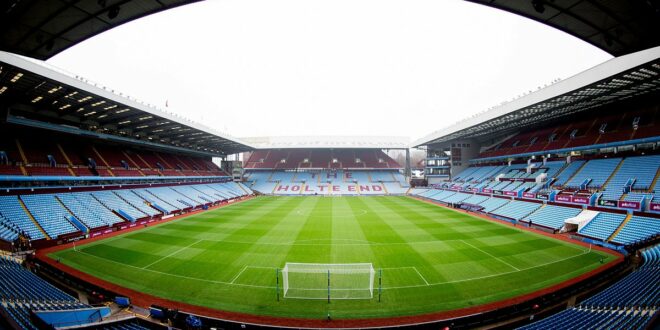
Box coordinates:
[49,196,616,320]
[459,239,520,271]
[142,239,203,269]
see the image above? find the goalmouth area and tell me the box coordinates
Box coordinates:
[41,196,621,327]
[282,262,376,300]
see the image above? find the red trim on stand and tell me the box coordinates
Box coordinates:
[0,180,231,196]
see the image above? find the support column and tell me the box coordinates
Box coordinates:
[404,148,411,180]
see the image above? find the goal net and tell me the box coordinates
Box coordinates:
[282,263,375,300]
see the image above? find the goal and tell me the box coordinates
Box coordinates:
[282,263,375,300]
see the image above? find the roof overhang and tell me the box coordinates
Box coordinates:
[0,0,202,60]
[243,136,410,150]
[0,51,253,156]
[413,46,660,148]
[467,0,660,57]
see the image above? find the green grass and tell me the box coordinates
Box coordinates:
[49,196,616,319]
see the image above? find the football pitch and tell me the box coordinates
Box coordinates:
[49,196,616,319]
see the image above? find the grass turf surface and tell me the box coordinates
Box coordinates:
[49,196,616,319]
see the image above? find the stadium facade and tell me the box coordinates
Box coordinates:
[240,136,411,196]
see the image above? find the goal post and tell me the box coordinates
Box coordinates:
[282,263,375,300]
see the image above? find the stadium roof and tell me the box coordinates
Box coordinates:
[0,51,253,156]
[413,46,660,148]
[468,0,660,57]
[242,136,410,150]
[0,0,201,60]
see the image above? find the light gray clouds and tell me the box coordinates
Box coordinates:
[48,0,612,139]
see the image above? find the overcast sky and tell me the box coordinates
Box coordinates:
[48,0,612,141]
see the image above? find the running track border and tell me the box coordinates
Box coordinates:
[36,195,624,329]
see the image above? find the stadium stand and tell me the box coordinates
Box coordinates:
[601,156,660,200]
[0,182,250,241]
[479,105,660,160]
[0,215,20,242]
[0,256,152,329]
[438,153,660,217]
[92,190,156,220]
[246,169,407,195]
[518,308,654,330]
[490,200,542,220]
[149,187,198,208]
[0,131,230,178]
[577,212,628,241]
[244,149,400,169]
[20,194,80,238]
[442,192,472,204]
[428,190,457,202]
[522,205,582,230]
[518,244,660,329]
[565,158,622,190]
[412,174,660,246]
[461,194,490,206]
[57,193,124,229]
[0,257,90,329]
[578,212,626,240]
[477,197,510,213]
[610,215,660,245]
[550,160,586,187]
[0,196,46,240]
[119,190,164,216]
[624,192,652,202]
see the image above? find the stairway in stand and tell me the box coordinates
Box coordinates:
[18,196,50,240]
[608,214,633,241]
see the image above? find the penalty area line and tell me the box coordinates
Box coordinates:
[460,239,521,271]
[230,266,249,284]
[142,239,202,270]
[73,250,272,289]
[386,249,594,290]
[413,267,430,286]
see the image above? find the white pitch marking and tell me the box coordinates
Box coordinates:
[75,250,272,289]
[193,237,467,246]
[246,265,278,270]
[72,247,593,291]
[230,266,249,284]
[142,239,202,270]
[460,239,521,271]
[413,267,430,286]
[380,266,417,270]
[386,250,592,289]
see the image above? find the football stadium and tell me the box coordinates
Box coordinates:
[0,1,659,329]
